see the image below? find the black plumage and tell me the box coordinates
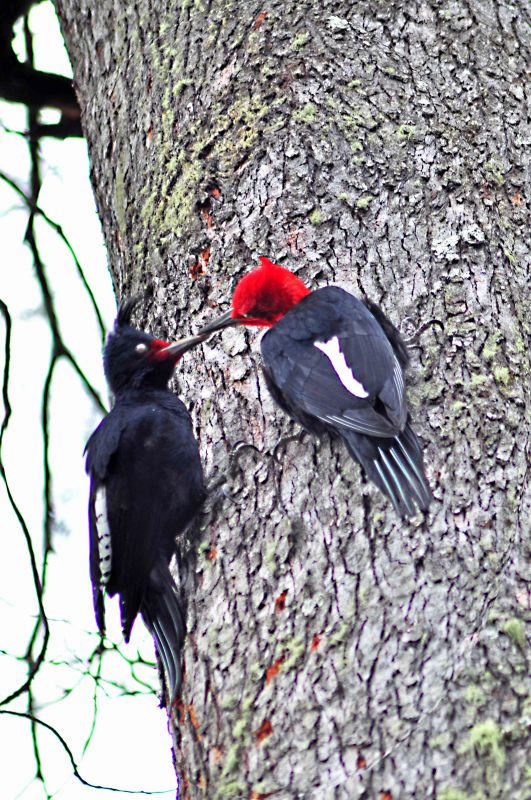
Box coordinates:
[260,287,432,517]
[85,301,205,698]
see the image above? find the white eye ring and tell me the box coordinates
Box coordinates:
[135,343,148,354]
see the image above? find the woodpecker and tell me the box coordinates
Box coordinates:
[199,257,432,517]
[85,299,207,699]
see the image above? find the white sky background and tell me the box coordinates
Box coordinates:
[0,4,178,798]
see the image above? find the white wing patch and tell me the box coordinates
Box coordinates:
[95,487,112,587]
[314,336,369,399]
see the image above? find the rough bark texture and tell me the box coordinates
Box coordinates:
[55,1,529,798]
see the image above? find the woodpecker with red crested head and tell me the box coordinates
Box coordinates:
[199,257,432,518]
[85,299,207,699]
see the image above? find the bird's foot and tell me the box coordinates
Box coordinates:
[271,429,307,462]
[403,318,444,348]
[228,440,264,474]
[203,441,264,505]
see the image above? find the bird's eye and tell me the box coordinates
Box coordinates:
[135,343,148,354]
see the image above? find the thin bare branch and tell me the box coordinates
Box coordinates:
[0,170,106,343]
[0,711,175,795]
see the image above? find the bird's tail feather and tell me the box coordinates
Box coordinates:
[344,423,432,517]
[141,563,185,702]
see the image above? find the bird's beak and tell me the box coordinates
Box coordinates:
[196,309,241,335]
[158,332,210,358]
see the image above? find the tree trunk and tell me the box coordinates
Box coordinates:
[54,1,529,798]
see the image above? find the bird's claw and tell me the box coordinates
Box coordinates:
[404,318,444,347]
[271,429,306,462]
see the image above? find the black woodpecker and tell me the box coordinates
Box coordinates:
[198,257,432,518]
[85,300,206,699]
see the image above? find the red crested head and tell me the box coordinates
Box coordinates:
[230,257,310,327]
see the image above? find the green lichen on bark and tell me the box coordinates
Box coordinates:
[502,618,526,650]
[461,720,505,769]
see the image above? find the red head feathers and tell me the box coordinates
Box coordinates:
[200,257,310,332]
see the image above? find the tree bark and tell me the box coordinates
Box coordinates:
[54,1,529,798]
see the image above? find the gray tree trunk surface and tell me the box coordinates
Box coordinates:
[54,1,529,798]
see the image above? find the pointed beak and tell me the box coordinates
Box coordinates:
[158,332,210,358]
[196,308,241,335]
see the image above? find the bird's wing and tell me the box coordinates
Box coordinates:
[362,297,410,369]
[91,403,202,640]
[338,325,408,431]
[87,482,107,633]
[261,287,408,437]
[86,410,129,632]
[85,412,127,480]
